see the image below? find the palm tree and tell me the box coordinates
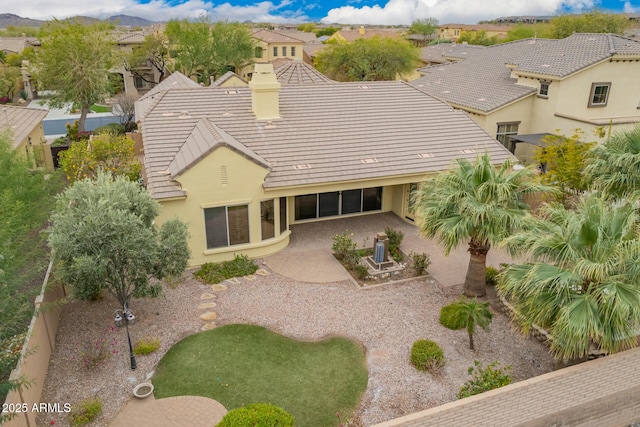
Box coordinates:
[442,299,493,350]
[498,195,640,361]
[584,125,640,200]
[414,153,555,297]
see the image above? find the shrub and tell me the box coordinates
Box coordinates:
[0,97,8,104]
[93,123,126,134]
[410,339,445,373]
[332,231,356,261]
[215,403,294,427]
[457,360,512,399]
[354,264,369,280]
[69,397,102,426]
[76,326,119,369]
[384,227,405,261]
[19,90,27,101]
[133,337,161,355]
[439,302,466,330]
[485,266,500,286]
[410,251,430,276]
[194,255,258,284]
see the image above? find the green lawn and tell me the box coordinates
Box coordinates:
[90,104,112,113]
[153,324,368,426]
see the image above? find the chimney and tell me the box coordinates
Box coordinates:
[359,26,365,35]
[249,63,281,120]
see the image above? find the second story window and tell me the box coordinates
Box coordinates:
[273,46,278,57]
[589,82,611,107]
[282,46,287,56]
[291,46,296,57]
[496,122,519,154]
[539,81,550,98]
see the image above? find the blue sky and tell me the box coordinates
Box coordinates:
[0,0,637,25]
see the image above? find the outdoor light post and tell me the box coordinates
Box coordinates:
[114,305,137,370]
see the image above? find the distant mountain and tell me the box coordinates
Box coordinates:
[0,13,156,30]
[108,15,156,27]
[0,13,45,28]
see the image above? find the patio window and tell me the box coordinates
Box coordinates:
[589,82,610,107]
[204,205,249,249]
[294,187,383,221]
[279,197,288,233]
[260,200,275,240]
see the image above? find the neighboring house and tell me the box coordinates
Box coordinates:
[419,42,485,66]
[211,71,248,88]
[1,105,52,169]
[438,24,512,42]
[138,64,512,266]
[273,59,334,85]
[0,36,39,56]
[113,30,169,97]
[249,29,305,79]
[328,26,400,43]
[411,33,640,163]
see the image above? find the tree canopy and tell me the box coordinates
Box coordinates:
[125,33,170,86]
[315,36,420,82]
[414,153,555,297]
[408,18,439,45]
[499,195,640,361]
[33,20,116,132]
[48,172,190,309]
[549,11,630,38]
[166,19,256,83]
[457,30,499,46]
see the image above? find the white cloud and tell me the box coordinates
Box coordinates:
[321,0,596,25]
[624,1,639,13]
[0,0,307,23]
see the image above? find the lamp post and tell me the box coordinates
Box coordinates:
[114,304,137,370]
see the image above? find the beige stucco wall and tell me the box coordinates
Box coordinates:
[14,122,52,170]
[254,40,304,63]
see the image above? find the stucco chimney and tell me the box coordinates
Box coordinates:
[249,63,281,120]
[359,26,365,35]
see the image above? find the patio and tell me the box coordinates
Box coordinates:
[263,212,515,286]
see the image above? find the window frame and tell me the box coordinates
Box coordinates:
[293,187,383,221]
[204,204,250,249]
[538,81,550,98]
[260,199,275,241]
[588,82,611,107]
[282,46,287,57]
[273,46,278,57]
[291,46,296,57]
[255,46,263,58]
[496,121,520,154]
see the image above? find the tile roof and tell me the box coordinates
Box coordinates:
[335,29,400,42]
[115,32,146,44]
[0,37,39,54]
[419,43,486,63]
[411,34,640,113]
[302,43,327,58]
[1,106,48,149]
[273,30,320,43]
[273,59,334,85]
[135,71,201,121]
[253,29,304,43]
[140,81,513,199]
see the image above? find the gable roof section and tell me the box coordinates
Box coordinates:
[412,34,640,113]
[253,29,304,43]
[1,106,48,149]
[273,59,334,85]
[168,118,269,177]
[141,82,512,199]
[211,71,248,87]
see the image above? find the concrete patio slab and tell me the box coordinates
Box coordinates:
[264,212,516,287]
[110,395,226,427]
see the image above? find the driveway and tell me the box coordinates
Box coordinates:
[263,212,515,286]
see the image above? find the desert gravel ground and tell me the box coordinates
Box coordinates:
[38,265,557,426]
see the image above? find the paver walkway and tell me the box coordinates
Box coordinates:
[110,395,226,427]
[264,212,515,286]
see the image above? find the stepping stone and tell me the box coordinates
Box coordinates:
[244,275,256,281]
[201,322,217,331]
[225,278,241,284]
[200,293,217,300]
[255,269,270,276]
[198,302,217,309]
[199,311,218,321]
[211,284,228,292]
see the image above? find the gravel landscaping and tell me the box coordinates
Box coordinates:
[39,264,557,426]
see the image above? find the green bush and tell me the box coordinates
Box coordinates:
[133,337,161,355]
[194,255,258,284]
[354,264,369,280]
[410,251,430,276]
[93,123,126,135]
[410,339,445,373]
[215,403,294,427]
[69,397,103,426]
[332,231,356,261]
[439,302,466,330]
[457,360,512,399]
[384,227,405,261]
[486,266,500,286]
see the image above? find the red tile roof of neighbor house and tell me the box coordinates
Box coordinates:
[139,80,513,199]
